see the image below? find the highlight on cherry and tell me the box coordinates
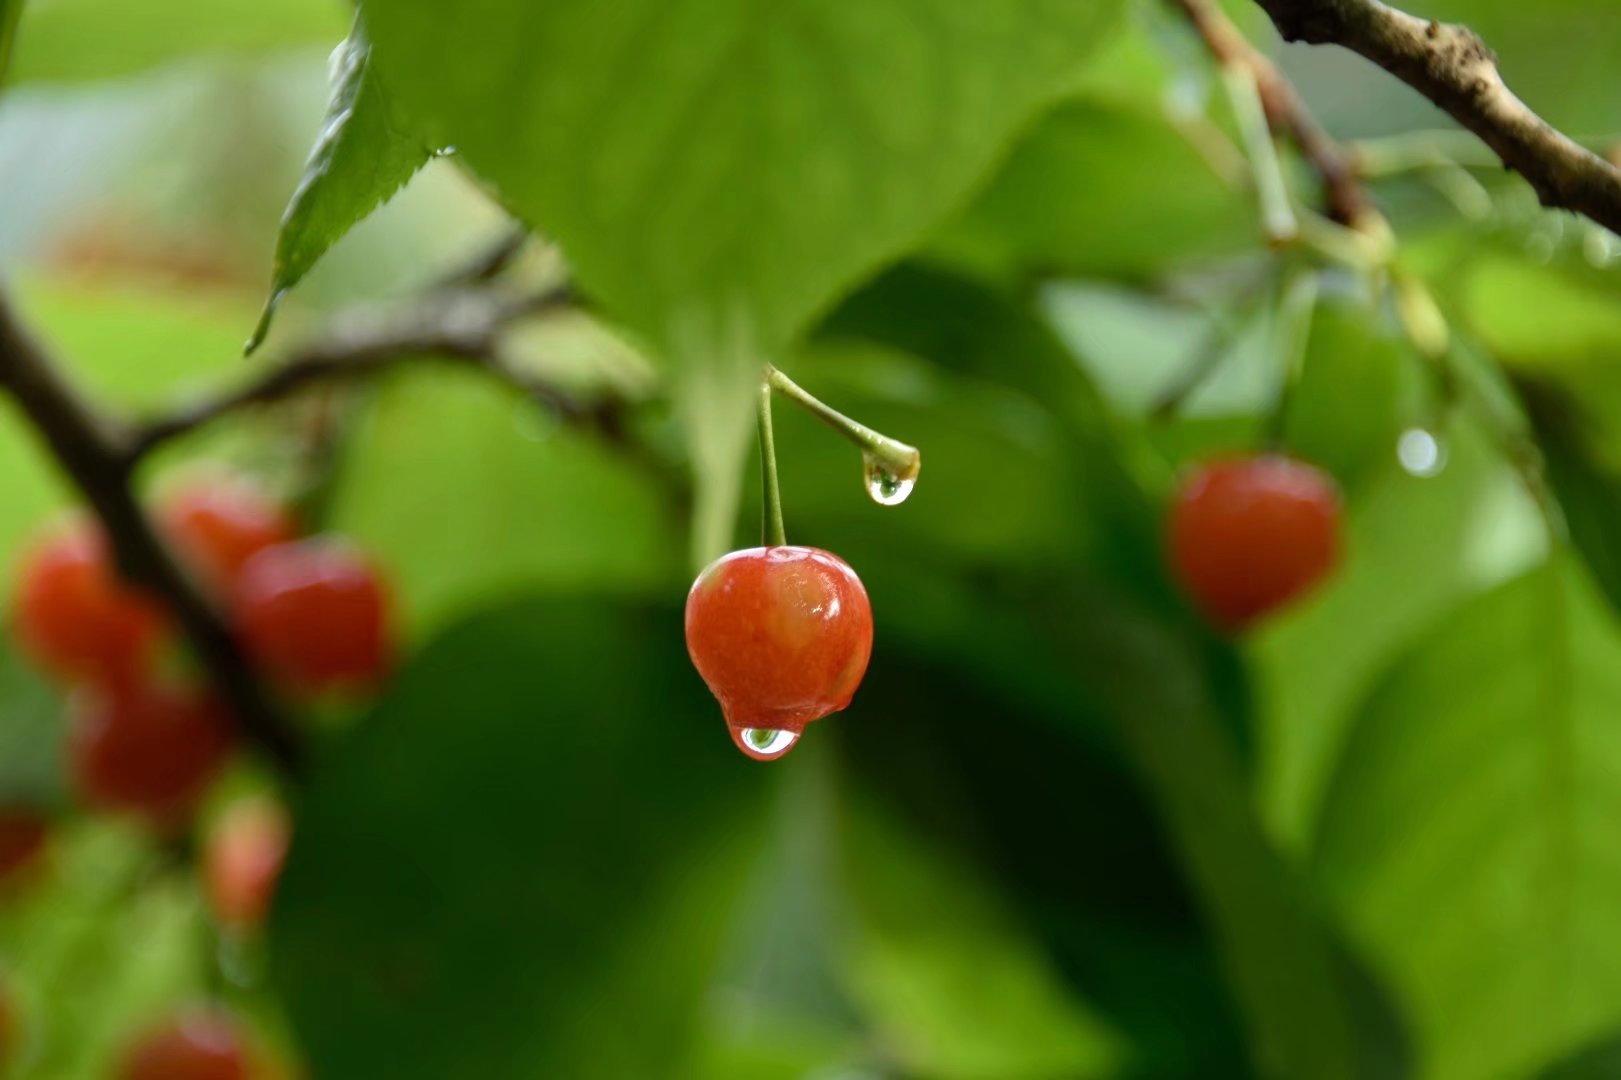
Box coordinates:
[685,366,918,762]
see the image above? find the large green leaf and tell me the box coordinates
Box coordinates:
[1520,380,1621,621]
[1313,557,1621,1080]
[7,0,345,84]
[362,0,1123,355]
[248,25,432,352]
[360,0,1125,561]
[837,796,1125,1079]
[1254,418,1546,849]
[271,598,775,1079]
[933,99,1252,283]
[1282,303,1427,495]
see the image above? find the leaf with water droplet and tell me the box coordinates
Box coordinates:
[247,21,432,353]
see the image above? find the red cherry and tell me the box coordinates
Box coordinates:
[13,520,167,684]
[1168,454,1343,631]
[685,546,873,760]
[118,1008,251,1080]
[0,811,48,887]
[204,797,290,930]
[232,540,392,695]
[161,478,296,593]
[68,682,235,827]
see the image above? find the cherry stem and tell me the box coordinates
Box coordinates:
[758,379,787,547]
[765,365,920,486]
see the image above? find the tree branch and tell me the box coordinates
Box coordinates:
[124,286,590,463]
[1249,0,1621,234]
[0,289,305,775]
[1172,0,1373,229]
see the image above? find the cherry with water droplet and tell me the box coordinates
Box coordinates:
[118,1007,251,1080]
[685,546,872,761]
[1168,454,1342,631]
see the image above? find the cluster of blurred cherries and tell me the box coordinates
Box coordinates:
[0,473,394,1077]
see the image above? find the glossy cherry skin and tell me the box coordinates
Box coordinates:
[204,797,290,930]
[685,547,873,750]
[1168,454,1342,631]
[68,682,235,827]
[232,540,392,695]
[161,478,296,593]
[0,811,48,887]
[14,521,167,684]
[118,1009,251,1080]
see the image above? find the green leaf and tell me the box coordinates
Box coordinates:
[0,0,24,84]
[838,796,1124,1079]
[1283,303,1427,494]
[933,99,1252,283]
[1313,557,1621,1080]
[248,24,432,353]
[361,0,1125,560]
[1520,381,1621,620]
[327,366,679,639]
[270,597,774,1080]
[7,0,345,84]
[1254,417,1546,849]
[1461,255,1621,372]
[0,642,66,807]
[0,824,207,1079]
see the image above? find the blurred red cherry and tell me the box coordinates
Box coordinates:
[161,477,296,592]
[204,797,290,930]
[232,540,392,695]
[0,810,48,888]
[685,546,872,760]
[14,520,167,684]
[1168,454,1342,631]
[68,681,235,827]
[118,1008,250,1080]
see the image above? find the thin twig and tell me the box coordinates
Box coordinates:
[435,225,531,288]
[1250,0,1621,234]
[1171,0,1373,229]
[0,289,305,774]
[125,287,578,463]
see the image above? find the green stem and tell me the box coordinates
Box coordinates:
[758,378,787,547]
[765,366,921,485]
[1266,271,1320,450]
[1221,63,1297,245]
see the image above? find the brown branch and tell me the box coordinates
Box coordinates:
[0,289,305,775]
[1249,0,1621,234]
[125,287,585,462]
[1172,0,1373,228]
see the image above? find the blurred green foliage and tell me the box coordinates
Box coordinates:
[0,0,1617,1077]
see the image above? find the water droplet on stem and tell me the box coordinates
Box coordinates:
[731,726,799,761]
[863,455,916,506]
